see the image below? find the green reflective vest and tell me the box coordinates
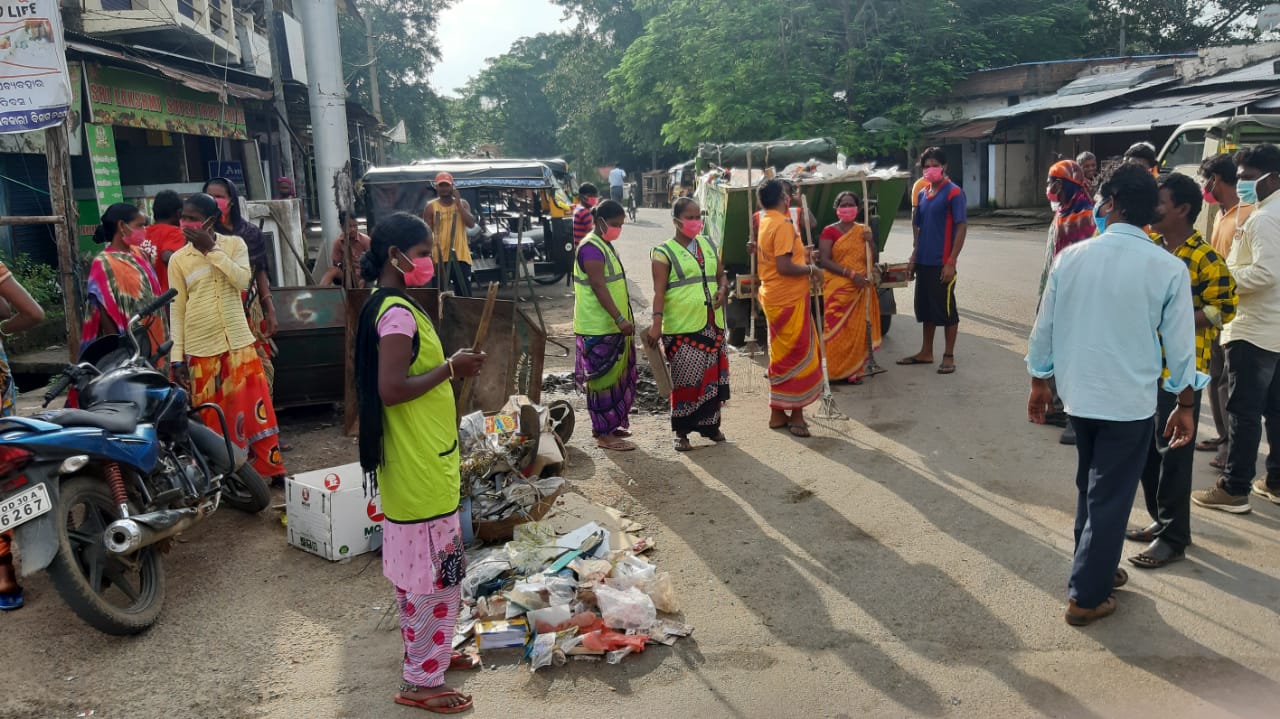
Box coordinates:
[655,235,724,334]
[374,295,459,522]
[573,233,632,335]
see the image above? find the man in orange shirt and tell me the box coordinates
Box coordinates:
[1197,153,1254,467]
[756,179,822,437]
[143,190,188,294]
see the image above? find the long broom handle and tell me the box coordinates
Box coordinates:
[798,194,833,381]
[456,281,500,417]
[746,150,758,343]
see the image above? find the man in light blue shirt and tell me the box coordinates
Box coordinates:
[609,164,626,204]
[1027,163,1207,626]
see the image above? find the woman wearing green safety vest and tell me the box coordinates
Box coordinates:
[573,199,638,452]
[354,212,487,713]
[645,197,731,452]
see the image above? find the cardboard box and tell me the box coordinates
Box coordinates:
[286,462,383,561]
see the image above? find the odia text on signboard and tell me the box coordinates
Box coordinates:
[0,0,73,133]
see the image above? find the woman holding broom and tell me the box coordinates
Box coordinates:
[646,197,731,451]
[573,199,638,452]
[756,179,823,437]
[817,191,881,384]
[355,212,486,713]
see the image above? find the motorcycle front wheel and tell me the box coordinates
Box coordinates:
[46,476,165,635]
[221,464,272,513]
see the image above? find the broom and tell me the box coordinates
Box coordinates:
[860,177,886,377]
[455,281,500,417]
[798,194,847,421]
[743,150,761,357]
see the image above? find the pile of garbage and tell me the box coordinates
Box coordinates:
[540,367,669,416]
[453,496,690,669]
[458,396,576,538]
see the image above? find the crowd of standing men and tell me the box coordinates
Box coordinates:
[1029,140,1280,626]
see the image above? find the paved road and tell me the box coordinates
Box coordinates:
[3,209,1277,719]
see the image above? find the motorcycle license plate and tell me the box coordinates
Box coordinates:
[0,484,52,533]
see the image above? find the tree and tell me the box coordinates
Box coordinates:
[339,0,455,158]
[1087,1,1270,55]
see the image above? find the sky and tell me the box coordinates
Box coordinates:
[431,0,575,97]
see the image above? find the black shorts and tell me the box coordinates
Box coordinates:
[913,264,959,326]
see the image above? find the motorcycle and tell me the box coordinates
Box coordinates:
[0,289,271,635]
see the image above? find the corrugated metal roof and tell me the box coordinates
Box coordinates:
[974,70,1177,120]
[1185,58,1280,88]
[1045,88,1280,134]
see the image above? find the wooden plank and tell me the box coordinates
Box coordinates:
[0,216,61,226]
[45,124,81,360]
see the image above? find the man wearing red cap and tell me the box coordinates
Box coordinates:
[423,172,477,296]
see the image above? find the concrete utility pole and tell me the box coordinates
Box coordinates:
[363,10,386,165]
[296,0,352,250]
[262,0,295,186]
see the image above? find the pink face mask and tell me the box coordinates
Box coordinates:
[214,197,231,217]
[602,225,623,242]
[1202,185,1217,205]
[180,220,205,231]
[398,256,435,287]
[836,206,859,223]
[680,219,704,237]
[923,167,945,184]
[585,196,598,208]
[124,227,147,247]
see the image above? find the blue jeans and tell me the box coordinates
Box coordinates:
[1069,415,1152,609]
[1223,340,1280,495]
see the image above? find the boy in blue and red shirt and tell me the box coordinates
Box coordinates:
[900,146,967,375]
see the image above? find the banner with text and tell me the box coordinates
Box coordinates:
[85,64,247,140]
[85,123,124,215]
[0,0,73,134]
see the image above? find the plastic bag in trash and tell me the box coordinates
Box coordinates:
[607,554,656,590]
[639,573,679,614]
[461,551,511,603]
[595,584,656,630]
[459,411,488,452]
[530,632,557,672]
[507,574,577,611]
[506,522,558,574]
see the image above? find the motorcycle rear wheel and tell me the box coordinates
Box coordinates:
[221,464,272,513]
[46,476,165,635]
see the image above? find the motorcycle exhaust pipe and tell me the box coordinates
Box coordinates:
[104,507,204,554]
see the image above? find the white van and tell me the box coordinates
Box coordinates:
[1157,116,1280,236]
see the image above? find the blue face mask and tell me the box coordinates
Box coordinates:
[1093,199,1109,235]
[1238,172,1271,205]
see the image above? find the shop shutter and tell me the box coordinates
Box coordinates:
[0,155,57,267]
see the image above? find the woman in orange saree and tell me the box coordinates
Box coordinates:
[817,191,881,384]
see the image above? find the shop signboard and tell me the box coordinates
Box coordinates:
[207,160,244,186]
[85,123,124,215]
[76,198,99,253]
[85,64,247,140]
[0,0,72,134]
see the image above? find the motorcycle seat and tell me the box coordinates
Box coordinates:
[34,402,139,434]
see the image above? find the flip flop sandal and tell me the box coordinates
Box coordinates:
[394,689,474,714]
[597,437,637,452]
[1195,437,1225,452]
[846,377,864,385]
[769,421,789,430]
[1125,524,1158,543]
[1065,595,1117,626]
[1113,568,1129,589]
[449,651,480,670]
[674,437,693,452]
[897,356,933,366]
[1210,457,1227,470]
[937,354,956,375]
[788,423,812,438]
[710,431,728,443]
[1128,549,1185,570]
[0,588,24,611]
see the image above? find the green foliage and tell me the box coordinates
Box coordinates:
[1,253,63,317]
[339,0,455,158]
[1086,1,1269,54]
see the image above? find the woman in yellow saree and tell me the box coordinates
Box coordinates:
[817,191,881,384]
